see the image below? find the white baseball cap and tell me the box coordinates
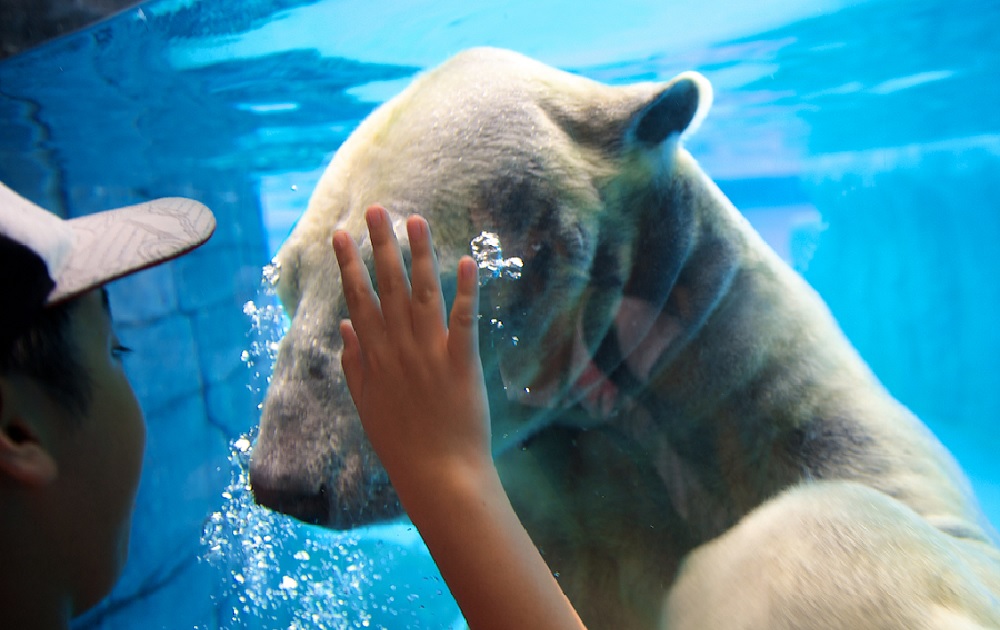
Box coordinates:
[0,181,216,344]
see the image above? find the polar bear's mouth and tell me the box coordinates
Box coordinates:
[501,295,671,422]
[502,312,629,421]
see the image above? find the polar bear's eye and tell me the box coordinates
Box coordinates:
[520,242,553,291]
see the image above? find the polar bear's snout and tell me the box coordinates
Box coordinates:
[251,364,403,528]
[250,283,404,528]
[250,472,331,526]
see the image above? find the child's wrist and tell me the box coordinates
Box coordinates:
[392,456,503,523]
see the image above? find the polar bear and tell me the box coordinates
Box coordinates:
[249,48,1000,629]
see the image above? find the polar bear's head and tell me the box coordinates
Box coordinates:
[250,48,713,527]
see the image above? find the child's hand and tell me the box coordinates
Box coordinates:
[334,205,587,630]
[332,205,491,498]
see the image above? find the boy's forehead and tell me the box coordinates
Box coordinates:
[70,287,114,328]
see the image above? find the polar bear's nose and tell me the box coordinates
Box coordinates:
[250,472,330,526]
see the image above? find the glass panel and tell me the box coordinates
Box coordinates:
[0,0,996,627]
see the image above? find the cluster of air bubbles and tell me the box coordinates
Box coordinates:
[470,232,523,285]
[198,261,371,629]
[198,260,463,629]
[199,430,385,629]
[200,429,463,629]
[241,260,289,411]
[262,259,281,287]
[470,232,523,347]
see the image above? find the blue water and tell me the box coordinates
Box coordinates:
[0,0,998,627]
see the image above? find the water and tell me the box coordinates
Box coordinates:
[199,431,447,629]
[203,273,372,629]
[203,267,463,629]
[240,261,286,411]
[0,0,997,627]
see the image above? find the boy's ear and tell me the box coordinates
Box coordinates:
[0,377,58,487]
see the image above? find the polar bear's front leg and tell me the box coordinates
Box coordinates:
[661,481,1000,630]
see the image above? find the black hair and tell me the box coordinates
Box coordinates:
[0,234,93,416]
[0,296,93,417]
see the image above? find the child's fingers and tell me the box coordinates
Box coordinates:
[333,228,385,348]
[448,256,481,365]
[406,216,448,342]
[365,206,413,342]
[339,320,365,411]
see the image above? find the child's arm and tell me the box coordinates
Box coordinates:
[333,205,587,630]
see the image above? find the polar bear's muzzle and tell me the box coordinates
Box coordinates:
[250,290,406,528]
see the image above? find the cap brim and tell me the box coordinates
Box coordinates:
[48,197,216,304]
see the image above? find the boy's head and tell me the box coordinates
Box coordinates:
[0,183,214,415]
[0,182,214,620]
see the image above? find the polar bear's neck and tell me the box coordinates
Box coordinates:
[622,153,983,541]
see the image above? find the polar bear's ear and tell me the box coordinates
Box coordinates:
[630,71,713,147]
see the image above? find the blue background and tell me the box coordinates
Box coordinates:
[0,0,997,627]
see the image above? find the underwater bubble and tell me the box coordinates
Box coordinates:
[200,261,463,629]
[470,231,523,285]
[472,232,523,338]
[240,266,291,413]
[200,430,388,628]
[262,259,281,287]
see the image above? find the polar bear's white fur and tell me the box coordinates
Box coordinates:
[250,48,1000,629]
